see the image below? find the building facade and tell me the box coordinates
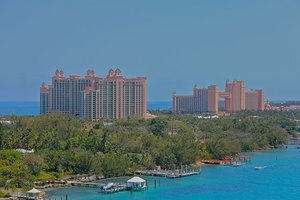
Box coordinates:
[208,85,219,113]
[224,80,246,112]
[40,69,147,120]
[173,80,264,114]
[40,82,49,115]
[173,85,209,113]
[245,89,264,110]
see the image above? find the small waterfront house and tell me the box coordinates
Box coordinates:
[26,188,45,199]
[127,176,147,191]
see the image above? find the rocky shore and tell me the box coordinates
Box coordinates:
[34,175,104,189]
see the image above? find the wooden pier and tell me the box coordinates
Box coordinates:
[224,156,251,162]
[67,181,101,188]
[201,159,232,165]
[10,192,45,200]
[136,168,200,178]
[67,181,128,194]
[201,155,251,166]
[100,183,127,194]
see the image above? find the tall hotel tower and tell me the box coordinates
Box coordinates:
[245,89,265,110]
[40,69,147,120]
[173,80,264,114]
[172,84,217,113]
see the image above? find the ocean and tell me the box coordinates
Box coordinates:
[0,101,172,116]
[46,147,300,200]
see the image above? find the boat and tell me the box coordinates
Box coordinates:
[100,182,127,194]
[231,161,243,167]
[100,182,114,192]
[254,166,267,170]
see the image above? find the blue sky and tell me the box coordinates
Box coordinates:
[0,0,299,101]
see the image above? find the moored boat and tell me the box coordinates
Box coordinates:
[231,161,243,167]
[100,183,114,193]
[254,166,267,170]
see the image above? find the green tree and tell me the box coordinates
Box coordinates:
[149,118,168,137]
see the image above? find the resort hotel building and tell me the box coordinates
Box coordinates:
[40,69,147,120]
[173,80,264,114]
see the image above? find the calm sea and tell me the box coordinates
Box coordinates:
[46,147,300,200]
[0,101,172,116]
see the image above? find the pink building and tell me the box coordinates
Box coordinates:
[173,85,210,113]
[173,80,264,114]
[245,89,265,111]
[40,68,147,120]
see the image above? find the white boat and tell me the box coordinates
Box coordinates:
[231,161,243,167]
[101,182,114,191]
[255,166,267,170]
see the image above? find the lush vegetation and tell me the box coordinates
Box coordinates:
[0,110,297,195]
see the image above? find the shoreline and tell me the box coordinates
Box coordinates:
[3,146,294,199]
[10,146,291,194]
[4,146,290,197]
[45,146,300,200]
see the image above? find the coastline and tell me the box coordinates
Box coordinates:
[6,146,290,194]
[1,146,293,199]
[45,146,300,200]
[1,144,291,198]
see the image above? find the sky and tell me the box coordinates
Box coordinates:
[0,0,299,102]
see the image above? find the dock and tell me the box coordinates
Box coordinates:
[10,192,45,200]
[201,159,232,165]
[67,181,102,188]
[136,168,200,178]
[224,156,251,162]
[100,183,127,194]
[201,155,251,166]
[67,181,128,194]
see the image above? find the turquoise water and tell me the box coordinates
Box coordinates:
[46,147,300,200]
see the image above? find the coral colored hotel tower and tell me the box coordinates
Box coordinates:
[40,69,147,120]
[173,80,264,114]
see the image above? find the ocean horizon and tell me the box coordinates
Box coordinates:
[0,100,292,116]
[0,101,172,116]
